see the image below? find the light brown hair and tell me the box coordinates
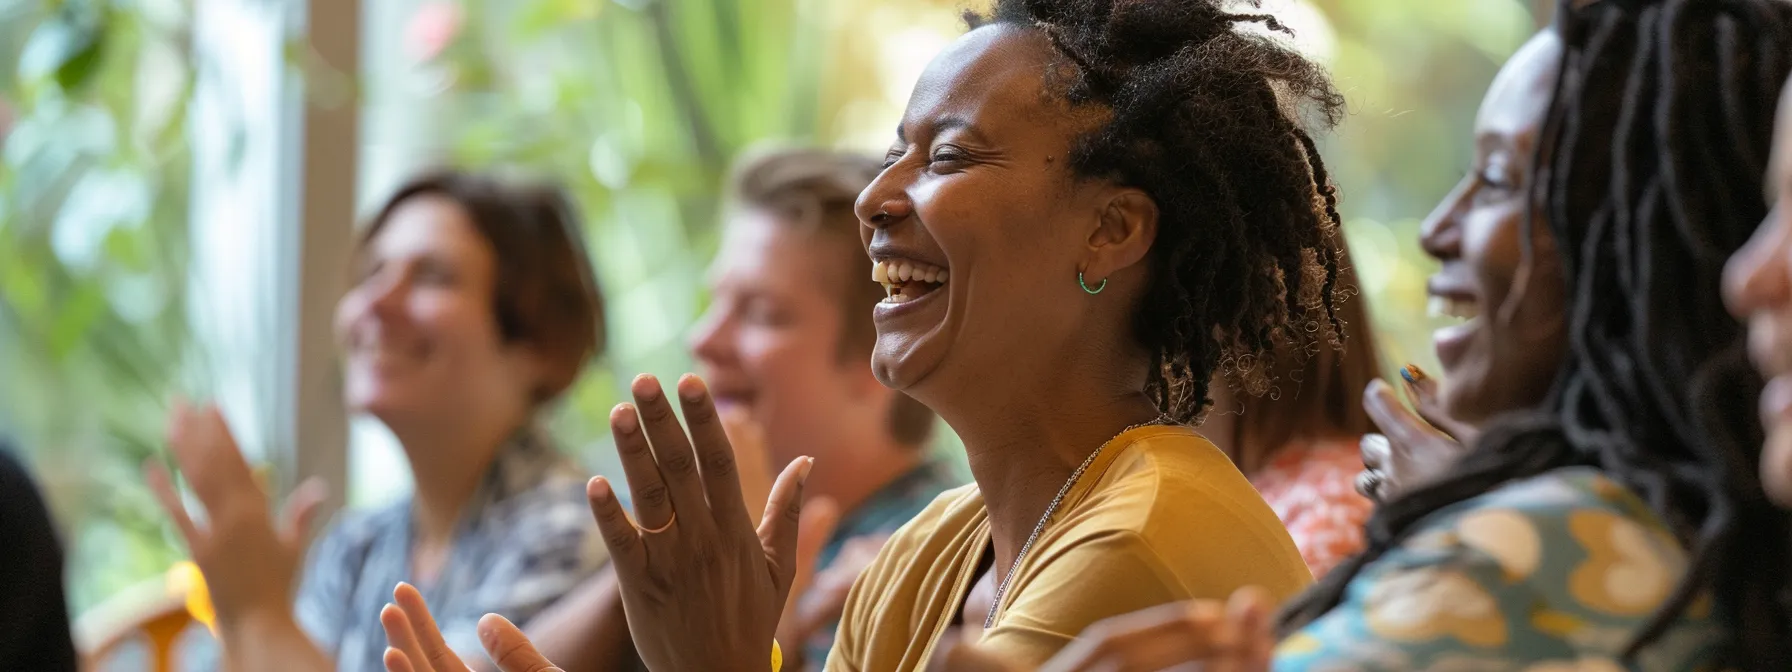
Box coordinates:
[357,170,605,404]
[727,148,936,446]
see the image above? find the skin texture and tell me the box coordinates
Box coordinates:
[1360,30,1569,499]
[1723,76,1792,507]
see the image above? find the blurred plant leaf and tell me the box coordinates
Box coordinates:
[17,4,107,91]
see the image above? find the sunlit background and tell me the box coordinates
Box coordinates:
[0,0,1546,659]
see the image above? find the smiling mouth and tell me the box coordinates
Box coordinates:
[1428,295,1481,321]
[873,259,949,304]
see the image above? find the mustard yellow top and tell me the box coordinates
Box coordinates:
[825,425,1312,670]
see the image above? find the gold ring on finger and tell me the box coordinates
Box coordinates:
[639,511,677,535]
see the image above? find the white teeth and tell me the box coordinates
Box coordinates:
[871,259,949,295]
[1427,296,1481,320]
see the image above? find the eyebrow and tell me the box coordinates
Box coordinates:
[895,115,981,145]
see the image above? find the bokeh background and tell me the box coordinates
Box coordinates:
[0,0,1547,625]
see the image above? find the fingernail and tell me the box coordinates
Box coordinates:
[679,374,706,403]
[798,456,815,484]
[612,404,638,434]
[633,374,661,400]
[1400,364,1426,384]
[589,476,612,500]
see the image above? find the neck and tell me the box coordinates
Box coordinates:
[936,365,1160,575]
[1202,383,1244,470]
[386,407,528,544]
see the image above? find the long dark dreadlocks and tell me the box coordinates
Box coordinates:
[969,0,1350,424]
[1278,0,1792,666]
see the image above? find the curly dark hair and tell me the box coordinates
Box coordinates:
[968,0,1350,424]
[1277,0,1792,666]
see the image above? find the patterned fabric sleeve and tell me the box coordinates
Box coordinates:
[1273,468,1729,672]
[1249,439,1373,578]
[293,508,384,656]
[438,480,609,660]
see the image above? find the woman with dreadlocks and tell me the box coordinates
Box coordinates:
[374,0,1359,670]
[934,0,1792,670]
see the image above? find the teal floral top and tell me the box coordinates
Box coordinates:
[1276,467,1730,671]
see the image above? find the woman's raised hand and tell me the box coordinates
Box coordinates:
[586,373,813,672]
[146,401,334,671]
[146,401,328,633]
[1357,368,1477,501]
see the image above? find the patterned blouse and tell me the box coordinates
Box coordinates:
[1276,467,1728,671]
[1248,437,1373,578]
[294,430,607,672]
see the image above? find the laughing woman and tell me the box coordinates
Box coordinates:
[377,0,1361,670]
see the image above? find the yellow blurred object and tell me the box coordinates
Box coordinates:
[772,638,782,672]
[168,561,217,632]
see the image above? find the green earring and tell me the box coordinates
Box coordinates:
[1078,271,1107,295]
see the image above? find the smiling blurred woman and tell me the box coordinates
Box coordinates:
[295,171,610,672]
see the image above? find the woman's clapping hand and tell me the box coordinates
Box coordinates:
[585,373,814,671]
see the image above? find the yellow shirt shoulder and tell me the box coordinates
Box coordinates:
[826,425,1311,670]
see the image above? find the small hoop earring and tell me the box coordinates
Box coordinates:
[1078,271,1107,295]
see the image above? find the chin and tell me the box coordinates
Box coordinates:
[1437,372,1507,427]
[870,333,943,393]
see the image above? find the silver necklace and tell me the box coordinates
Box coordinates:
[983,413,1175,629]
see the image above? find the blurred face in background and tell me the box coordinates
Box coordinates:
[1724,78,1792,507]
[1417,30,1570,425]
[335,195,540,430]
[690,209,890,466]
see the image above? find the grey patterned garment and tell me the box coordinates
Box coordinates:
[293,430,607,672]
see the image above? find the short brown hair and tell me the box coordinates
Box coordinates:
[727,148,936,446]
[358,170,605,403]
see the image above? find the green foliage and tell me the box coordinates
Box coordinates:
[1,0,196,610]
[421,0,843,469]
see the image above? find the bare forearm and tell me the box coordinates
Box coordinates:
[219,611,333,672]
[468,565,636,672]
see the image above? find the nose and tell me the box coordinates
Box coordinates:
[855,162,915,232]
[1419,176,1472,262]
[687,303,735,367]
[1725,209,1792,319]
[366,268,409,317]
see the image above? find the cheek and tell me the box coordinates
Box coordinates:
[416,295,505,360]
[1461,206,1528,288]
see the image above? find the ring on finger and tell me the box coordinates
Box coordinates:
[639,511,677,535]
[1355,470,1384,499]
